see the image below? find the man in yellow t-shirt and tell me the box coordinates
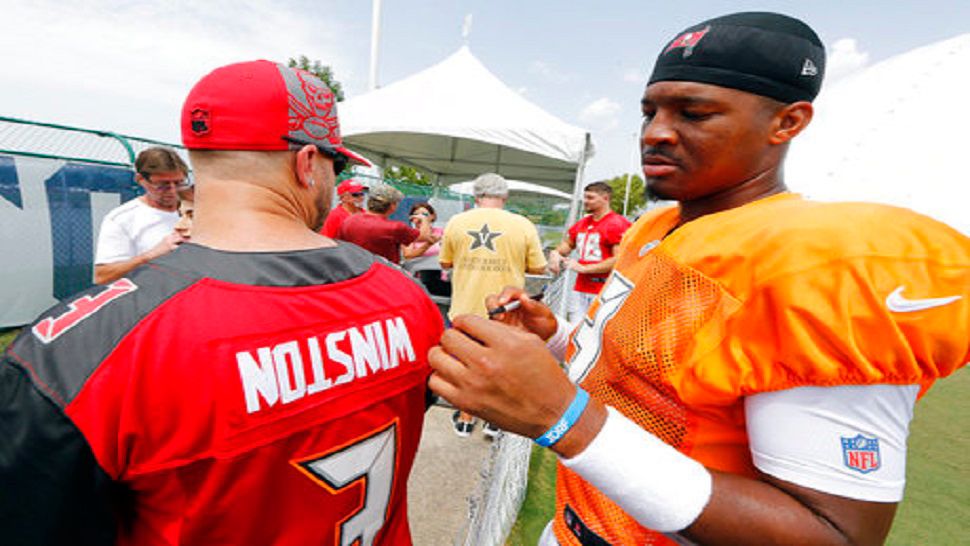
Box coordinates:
[439,172,547,436]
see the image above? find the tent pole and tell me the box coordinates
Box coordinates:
[559,132,592,318]
[623,130,637,216]
[369,0,383,91]
[565,133,590,228]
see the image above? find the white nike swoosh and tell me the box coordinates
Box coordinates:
[885,286,962,313]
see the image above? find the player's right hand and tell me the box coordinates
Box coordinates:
[485,286,558,340]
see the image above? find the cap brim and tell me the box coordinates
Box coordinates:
[336,145,371,167]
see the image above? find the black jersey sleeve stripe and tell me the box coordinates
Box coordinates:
[10,264,198,408]
[0,357,117,545]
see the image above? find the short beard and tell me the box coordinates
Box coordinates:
[312,192,331,232]
[645,182,670,202]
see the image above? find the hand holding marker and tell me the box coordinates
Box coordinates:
[487,291,545,318]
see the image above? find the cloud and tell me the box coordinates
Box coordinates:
[0,0,354,141]
[529,60,570,83]
[622,68,646,85]
[579,97,621,131]
[826,38,870,82]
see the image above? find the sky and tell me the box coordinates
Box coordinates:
[1,0,968,182]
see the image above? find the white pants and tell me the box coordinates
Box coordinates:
[566,290,597,323]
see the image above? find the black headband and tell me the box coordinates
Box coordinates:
[648,12,826,103]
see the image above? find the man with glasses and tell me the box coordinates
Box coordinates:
[1,60,444,545]
[93,146,190,284]
[321,178,368,237]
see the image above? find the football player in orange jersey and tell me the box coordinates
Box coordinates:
[430,11,970,546]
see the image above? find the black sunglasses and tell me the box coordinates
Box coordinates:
[281,136,348,176]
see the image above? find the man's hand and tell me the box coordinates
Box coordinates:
[564,258,588,274]
[145,232,185,260]
[410,215,433,242]
[94,231,185,284]
[548,250,564,274]
[428,315,578,440]
[484,286,558,340]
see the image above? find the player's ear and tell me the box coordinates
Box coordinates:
[769,101,813,145]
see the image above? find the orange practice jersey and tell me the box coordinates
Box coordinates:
[553,193,970,546]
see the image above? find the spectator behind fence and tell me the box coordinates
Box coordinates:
[404,202,449,297]
[403,202,443,260]
[439,172,547,437]
[0,59,445,546]
[93,146,190,284]
[338,184,432,264]
[173,187,195,241]
[320,178,367,237]
[548,181,631,322]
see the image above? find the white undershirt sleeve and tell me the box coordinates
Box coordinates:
[746,384,918,502]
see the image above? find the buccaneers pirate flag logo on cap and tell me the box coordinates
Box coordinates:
[664,25,710,57]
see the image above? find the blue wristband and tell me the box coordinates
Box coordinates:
[535,387,590,448]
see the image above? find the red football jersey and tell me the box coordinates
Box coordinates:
[321,204,353,238]
[1,243,443,546]
[567,211,632,294]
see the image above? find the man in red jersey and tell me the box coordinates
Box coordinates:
[429,11,970,546]
[321,178,367,237]
[548,181,631,322]
[0,60,443,546]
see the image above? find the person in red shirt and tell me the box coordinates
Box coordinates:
[548,181,631,322]
[338,184,433,264]
[0,60,444,546]
[320,179,367,237]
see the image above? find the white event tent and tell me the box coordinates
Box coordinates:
[787,33,970,235]
[339,47,593,200]
[447,179,572,200]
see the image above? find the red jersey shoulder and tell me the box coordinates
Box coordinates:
[599,211,632,244]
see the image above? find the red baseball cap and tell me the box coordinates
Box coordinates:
[181,60,370,166]
[337,179,367,195]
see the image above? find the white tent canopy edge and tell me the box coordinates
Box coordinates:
[339,46,594,206]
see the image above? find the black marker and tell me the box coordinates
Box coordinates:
[487,291,545,317]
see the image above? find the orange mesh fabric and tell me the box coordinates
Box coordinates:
[554,249,745,546]
[551,194,970,545]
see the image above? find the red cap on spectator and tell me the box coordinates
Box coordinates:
[180,60,370,166]
[337,180,367,195]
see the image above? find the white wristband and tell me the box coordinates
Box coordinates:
[545,315,571,362]
[560,407,712,533]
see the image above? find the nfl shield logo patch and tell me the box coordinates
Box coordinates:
[841,434,881,474]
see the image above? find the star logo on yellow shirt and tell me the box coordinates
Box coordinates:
[467,223,502,251]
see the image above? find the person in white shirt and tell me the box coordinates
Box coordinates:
[94,147,190,284]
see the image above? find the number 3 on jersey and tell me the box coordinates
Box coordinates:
[293,422,398,546]
[568,272,634,384]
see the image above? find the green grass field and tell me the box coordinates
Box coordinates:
[0,328,19,351]
[508,370,970,545]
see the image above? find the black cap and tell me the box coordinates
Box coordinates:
[648,12,826,103]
